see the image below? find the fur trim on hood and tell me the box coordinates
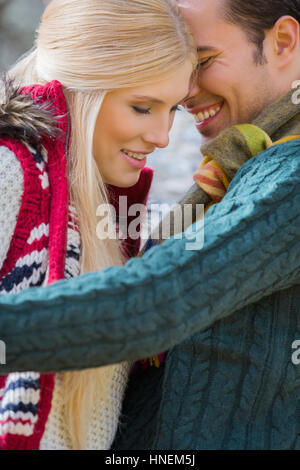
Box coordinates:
[0,76,62,148]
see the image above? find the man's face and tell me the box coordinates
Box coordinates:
[179,0,280,142]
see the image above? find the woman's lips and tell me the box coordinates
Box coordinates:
[121,150,147,169]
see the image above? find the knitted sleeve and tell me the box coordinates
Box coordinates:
[0,146,23,272]
[0,140,299,374]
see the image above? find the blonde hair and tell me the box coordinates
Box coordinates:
[9,0,196,449]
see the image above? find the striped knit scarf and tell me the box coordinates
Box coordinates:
[138,88,300,370]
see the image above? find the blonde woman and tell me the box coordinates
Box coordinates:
[0,0,196,450]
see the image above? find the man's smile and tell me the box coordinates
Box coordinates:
[185,101,224,130]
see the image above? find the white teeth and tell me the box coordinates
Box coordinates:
[122,150,146,160]
[194,105,221,123]
[196,111,205,122]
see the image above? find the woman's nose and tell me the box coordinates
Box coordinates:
[143,123,170,149]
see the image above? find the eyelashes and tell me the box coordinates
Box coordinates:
[132,106,151,115]
[196,57,213,70]
[132,105,181,115]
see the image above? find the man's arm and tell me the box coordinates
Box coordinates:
[0,140,299,374]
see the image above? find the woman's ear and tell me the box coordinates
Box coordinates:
[271,15,300,68]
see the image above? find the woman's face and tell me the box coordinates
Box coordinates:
[93,60,193,187]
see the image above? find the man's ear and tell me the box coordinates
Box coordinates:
[272,15,299,68]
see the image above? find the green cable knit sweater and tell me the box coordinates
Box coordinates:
[0,94,299,449]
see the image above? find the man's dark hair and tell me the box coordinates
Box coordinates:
[221,0,300,64]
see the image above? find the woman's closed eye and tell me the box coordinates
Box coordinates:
[132,105,181,115]
[132,106,151,115]
[197,57,213,69]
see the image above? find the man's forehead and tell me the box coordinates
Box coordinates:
[177,0,222,11]
[177,0,199,10]
[178,0,224,26]
[178,0,229,46]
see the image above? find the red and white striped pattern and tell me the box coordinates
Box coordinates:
[0,80,71,450]
[193,156,230,203]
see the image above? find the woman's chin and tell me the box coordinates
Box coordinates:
[105,171,141,188]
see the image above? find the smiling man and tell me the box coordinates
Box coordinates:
[179,0,300,141]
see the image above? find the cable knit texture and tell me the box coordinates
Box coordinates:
[0,90,299,449]
[0,139,299,451]
[0,139,299,365]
